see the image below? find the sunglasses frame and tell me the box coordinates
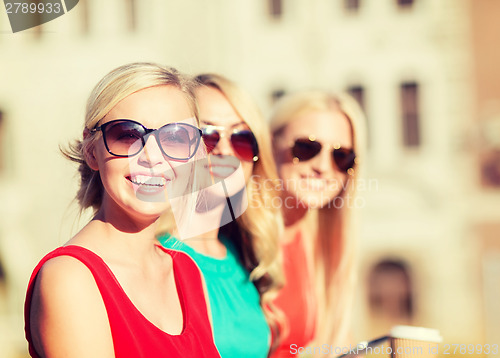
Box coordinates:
[91,119,203,160]
[290,136,356,174]
[201,125,259,162]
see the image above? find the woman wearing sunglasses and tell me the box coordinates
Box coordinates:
[158,73,283,358]
[269,90,366,357]
[24,63,220,358]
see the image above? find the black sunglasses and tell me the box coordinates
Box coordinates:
[202,125,259,162]
[291,138,356,173]
[91,119,202,160]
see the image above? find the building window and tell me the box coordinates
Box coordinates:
[126,0,137,31]
[368,260,414,324]
[80,0,90,34]
[400,82,420,147]
[480,150,500,187]
[397,0,414,8]
[0,111,4,173]
[344,0,361,12]
[268,0,283,19]
[347,85,369,146]
[271,89,286,104]
[0,259,5,284]
[0,257,6,315]
[477,118,500,188]
[347,85,365,111]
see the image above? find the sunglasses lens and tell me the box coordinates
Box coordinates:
[104,121,144,156]
[202,128,220,154]
[159,123,200,160]
[231,130,258,162]
[292,139,322,161]
[333,148,356,172]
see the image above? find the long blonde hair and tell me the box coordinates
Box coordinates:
[62,62,199,213]
[270,90,366,349]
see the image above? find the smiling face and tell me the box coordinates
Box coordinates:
[274,107,353,209]
[88,85,197,224]
[195,86,254,197]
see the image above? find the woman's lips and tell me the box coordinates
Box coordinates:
[127,174,171,195]
[206,155,241,179]
[207,165,237,178]
[128,174,167,186]
[298,175,334,191]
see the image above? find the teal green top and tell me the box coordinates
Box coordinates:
[158,234,270,358]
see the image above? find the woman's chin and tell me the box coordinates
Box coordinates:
[134,187,168,203]
[123,200,171,223]
[293,191,337,210]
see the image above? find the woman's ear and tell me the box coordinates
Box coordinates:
[83,129,99,171]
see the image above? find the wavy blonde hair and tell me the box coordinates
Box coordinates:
[270,90,366,350]
[62,62,199,213]
[157,73,285,341]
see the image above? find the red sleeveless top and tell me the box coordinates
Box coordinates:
[24,245,221,358]
[271,232,317,357]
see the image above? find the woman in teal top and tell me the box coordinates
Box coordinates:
[160,234,269,357]
[157,74,284,357]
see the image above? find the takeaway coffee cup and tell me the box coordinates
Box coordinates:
[390,326,442,358]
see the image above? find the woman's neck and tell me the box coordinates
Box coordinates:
[184,228,227,259]
[69,206,161,266]
[180,200,227,259]
[281,194,310,244]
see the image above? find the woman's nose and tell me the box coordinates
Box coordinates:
[210,135,234,156]
[312,147,332,174]
[138,133,165,166]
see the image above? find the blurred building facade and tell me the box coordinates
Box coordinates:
[0,0,498,357]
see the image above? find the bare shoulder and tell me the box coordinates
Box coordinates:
[36,254,95,285]
[30,255,114,358]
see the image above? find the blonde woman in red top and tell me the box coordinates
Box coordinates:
[24,63,220,358]
[270,90,366,357]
